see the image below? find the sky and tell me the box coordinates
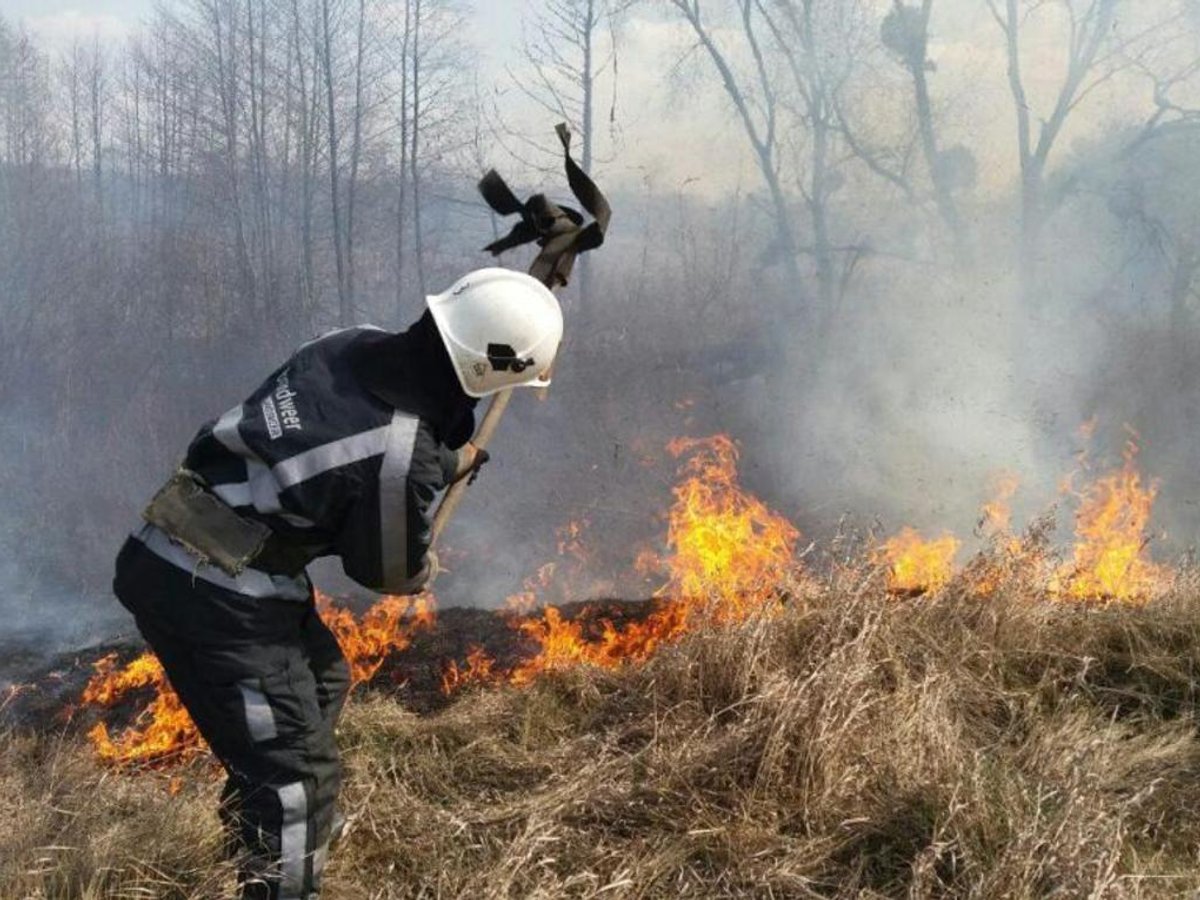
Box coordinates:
[0,1,1190,198]
[0,0,148,44]
[1,0,520,49]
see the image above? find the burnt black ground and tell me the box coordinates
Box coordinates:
[1,599,657,734]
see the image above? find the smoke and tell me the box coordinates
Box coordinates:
[744,142,1198,558]
[2,1,1199,668]
[0,411,138,676]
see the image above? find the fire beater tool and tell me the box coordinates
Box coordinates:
[430,123,612,544]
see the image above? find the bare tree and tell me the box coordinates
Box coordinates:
[321,0,351,323]
[345,0,367,307]
[0,24,52,170]
[394,0,412,309]
[880,0,972,255]
[246,0,278,314]
[667,0,804,299]
[390,0,469,309]
[196,0,258,310]
[752,0,861,332]
[0,19,53,363]
[86,39,106,206]
[409,0,425,299]
[61,42,85,185]
[670,0,897,336]
[984,0,1120,294]
[1122,4,1200,153]
[291,0,322,312]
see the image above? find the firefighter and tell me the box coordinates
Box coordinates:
[113,267,563,899]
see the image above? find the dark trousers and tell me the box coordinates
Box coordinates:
[113,537,351,900]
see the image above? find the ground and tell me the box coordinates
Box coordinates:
[3,577,1200,899]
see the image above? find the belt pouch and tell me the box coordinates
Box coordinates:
[143,469,271,577]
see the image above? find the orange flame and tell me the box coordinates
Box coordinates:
[83,427,1176,758]
[82,593,438,765]
[656,435,801,615]
[876,528,961,595]
[980,472,1020,535]
[449,435,802,690]
[441,645,498,693]
[1055,440,1165,603]
[315,591,436,684]
[969,473,1046,597]
[81,652,205,766]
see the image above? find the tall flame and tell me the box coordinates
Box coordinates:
[1056,440,1164,603]
[452,434,802,688]
[658,435,801,615]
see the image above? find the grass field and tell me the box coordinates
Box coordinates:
[4,568,1200,899]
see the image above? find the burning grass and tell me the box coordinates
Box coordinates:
[6,431,1199,895]
[69,432,1180,766]
[5,578,1200,898]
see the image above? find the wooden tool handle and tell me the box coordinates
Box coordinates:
[431,122,608,548]
[430,388,513,545]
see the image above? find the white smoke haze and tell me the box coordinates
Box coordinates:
[21,10,132,49]
[0,0,1198,661]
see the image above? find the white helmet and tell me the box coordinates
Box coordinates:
[426,267,564,398]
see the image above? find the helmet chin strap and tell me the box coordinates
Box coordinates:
[430,123,611,547]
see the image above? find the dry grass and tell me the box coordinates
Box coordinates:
[0,731,231,898]
[5,573,1200,898]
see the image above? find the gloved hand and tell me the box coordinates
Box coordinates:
[452,442,491,485]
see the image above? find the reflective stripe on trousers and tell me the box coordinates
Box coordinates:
[113,536,351,899]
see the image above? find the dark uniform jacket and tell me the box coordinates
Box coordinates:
[130,315,476,602]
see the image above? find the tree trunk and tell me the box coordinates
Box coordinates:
[1168,246,1198,383]
[88,44,104,217]
[577,0,596,322]
[68,43,83,185]
[396,0,411,312]
[811,101,836,338]
[321,0,351,325]
[902,0,966,260]
[213,3,255,308]
[409,0,426,299]
[346,0,366,310]
[293,0,317,314]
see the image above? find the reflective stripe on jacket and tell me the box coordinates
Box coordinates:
[141,327,460,597]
